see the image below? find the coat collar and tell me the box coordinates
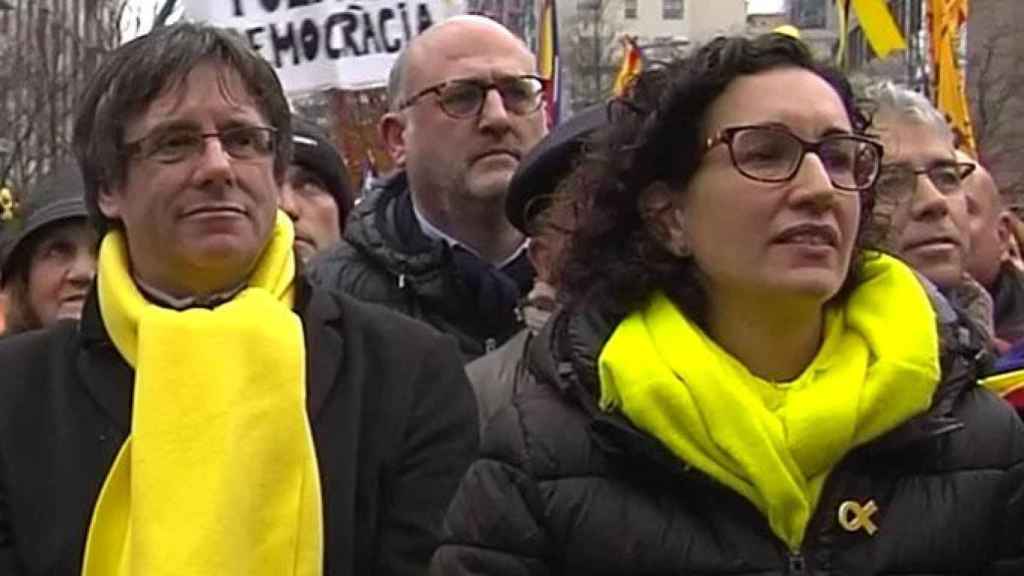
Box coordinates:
[531,288,977,475]
[77,274,346,432]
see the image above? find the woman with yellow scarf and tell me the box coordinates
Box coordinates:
[432,33,1024,574]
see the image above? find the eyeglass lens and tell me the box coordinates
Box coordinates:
[143,126,275,163]
[876,163,967,203]
[438,77,544,117]
[730,128,879,190]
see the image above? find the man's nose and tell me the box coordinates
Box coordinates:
[193,138,236,186]
[910,173,951,220]
[477,88,512,133]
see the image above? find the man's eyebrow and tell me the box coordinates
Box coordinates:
[139,119,200,135]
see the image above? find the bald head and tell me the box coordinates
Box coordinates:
[387,16,534,110]
[962,151,1009,287]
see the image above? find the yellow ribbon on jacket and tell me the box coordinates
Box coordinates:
[82,211,323,576]
[598,253,939,551]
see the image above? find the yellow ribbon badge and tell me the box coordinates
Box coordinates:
[838,499,879,535]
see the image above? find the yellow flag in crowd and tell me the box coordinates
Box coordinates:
[613,36,643,97]
[537,0,560,125]
[836,0,907,60]
[772,25,802,40]
[930,0,976,154]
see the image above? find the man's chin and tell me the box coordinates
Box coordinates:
[466,173,515,201]
[293,240,316,264]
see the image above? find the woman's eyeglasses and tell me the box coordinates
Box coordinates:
[705,124,884,192]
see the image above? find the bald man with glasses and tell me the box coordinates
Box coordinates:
[308,15,548,360]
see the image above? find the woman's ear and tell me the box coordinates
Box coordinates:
[639,181,691,257]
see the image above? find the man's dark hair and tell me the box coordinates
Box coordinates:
[72,22,293,234]
[561,33,879,324]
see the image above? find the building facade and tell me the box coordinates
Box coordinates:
[562,0,747,110]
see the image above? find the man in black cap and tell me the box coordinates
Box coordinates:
[281,115,354,264]
[467,103,606,433]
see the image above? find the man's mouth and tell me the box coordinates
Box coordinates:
[903,235,961,252]
[475,148,520,162]
[182,203,246,217]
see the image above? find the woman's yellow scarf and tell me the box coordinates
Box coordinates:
[598,254,940,551]
[82,212,323,576]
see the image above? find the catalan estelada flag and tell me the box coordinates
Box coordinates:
[612,36,642,97]
[930,0,976,153]
[537,0,560,127]
[837,0,907,60]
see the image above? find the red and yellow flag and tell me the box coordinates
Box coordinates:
[612,36,642,97]
[537,0,560,126]
[836,0,907,60]
[930,0,976,153]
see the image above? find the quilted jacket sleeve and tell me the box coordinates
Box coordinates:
[430,404,554,576]
[985,396,1024,574]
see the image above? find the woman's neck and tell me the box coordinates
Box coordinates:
[706,292,825,382]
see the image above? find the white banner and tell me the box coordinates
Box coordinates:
[182,0,465,94]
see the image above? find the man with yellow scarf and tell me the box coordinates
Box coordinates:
[0,23,477,576]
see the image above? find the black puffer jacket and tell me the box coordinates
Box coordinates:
[307,173,531,360]
[432,292,1024,575]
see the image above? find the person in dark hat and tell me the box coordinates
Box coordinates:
[466,103,606,434]
[280,115,354,263]
[1,162,96,335]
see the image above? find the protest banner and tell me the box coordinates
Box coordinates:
[183,0,465,93]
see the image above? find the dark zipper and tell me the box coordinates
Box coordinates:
[787,551,806,575]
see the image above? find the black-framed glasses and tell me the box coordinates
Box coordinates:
[398,75,547,119]
[705,124,884,192]
[123,125,278,164]
[874,161,976,204]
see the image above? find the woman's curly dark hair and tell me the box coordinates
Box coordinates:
[560,33,880,325]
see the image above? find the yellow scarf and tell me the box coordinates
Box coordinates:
[82,211,323,576]
[598,254,940,551]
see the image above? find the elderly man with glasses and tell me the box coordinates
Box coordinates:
[308,15,548,361]
[860,80,998,346]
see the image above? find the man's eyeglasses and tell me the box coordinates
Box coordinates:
[397,75,546,119]
[874,161,976,204]
[705,125,884,192]
[123,125,278,164]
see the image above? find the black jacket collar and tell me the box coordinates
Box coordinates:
[529,287,980,472]
[77,273,345,432]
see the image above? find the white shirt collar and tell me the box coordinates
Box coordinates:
[411,200,529,269]
[133,275,247,310]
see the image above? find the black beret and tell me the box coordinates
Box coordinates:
[1,162,88,285]
[291,115,354,217]
[506,104,607,234]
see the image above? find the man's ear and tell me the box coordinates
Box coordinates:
[379,111,408,167]
[998,211,1014,254]
[528,236,553,283]
[639,181,690,257]
[96,185,122,220]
